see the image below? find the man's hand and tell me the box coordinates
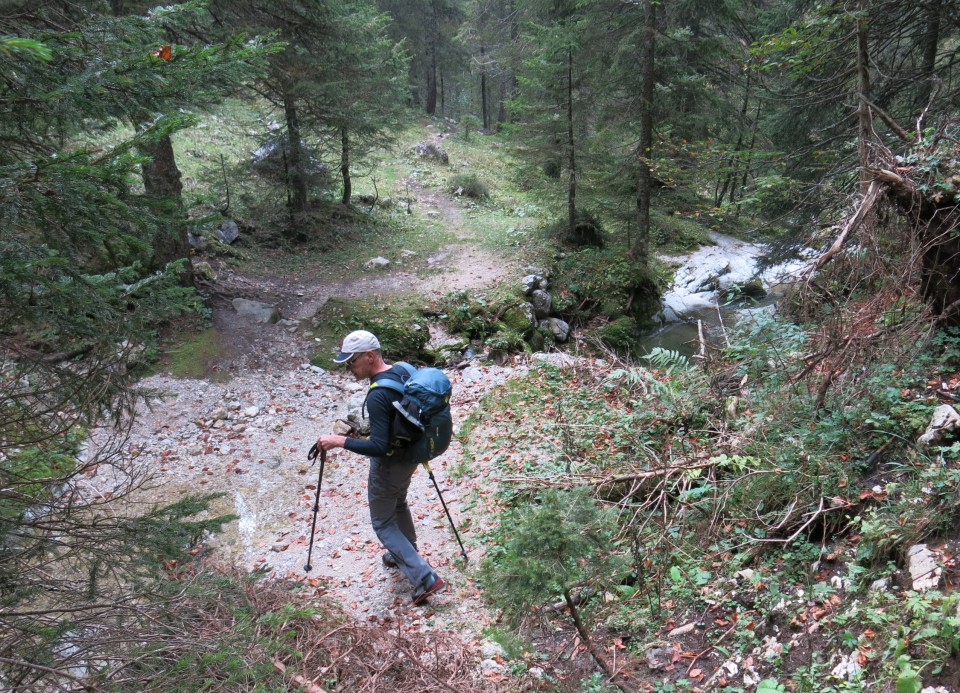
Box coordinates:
[316,434,347,452]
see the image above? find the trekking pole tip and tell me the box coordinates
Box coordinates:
[304,563,312,572]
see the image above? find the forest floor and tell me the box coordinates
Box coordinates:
[115,132,558,689]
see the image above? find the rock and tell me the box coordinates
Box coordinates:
[480,659,504,675]
[217,220,240,244]
[830,652,863,681]
[502,303,537,333]
[243,406,260,417]
[531,289,552,318]
[187,232,206,251]
[669,623,695,637]
[521,274,542,294]
[480,641,506,659]
[232,298,281,324]
[364,256,391,269]
[411,142,449,164]
[918,404,960,446]
[645,646,673,671]
[540,317,570,343]
[194,261,217,281]
[908,544,941,591]
[532,352,577,368]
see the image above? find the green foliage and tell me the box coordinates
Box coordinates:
[486,325,529,355]
[593,316,640,356]
[0,432,83,533]
[449,172,490,200]
[459,114,482,141]
[479,487,625,625]
[551,247,661,323]
[308,296,430,368]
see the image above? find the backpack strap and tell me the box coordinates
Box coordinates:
[368,362,415,394]
[363,363,416,416]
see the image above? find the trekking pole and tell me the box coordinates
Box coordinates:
[422,461,468,561]
[303,443,326,573]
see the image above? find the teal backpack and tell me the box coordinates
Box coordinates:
[370,362,453,462]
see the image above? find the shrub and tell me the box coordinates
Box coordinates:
[449,173,489,199]
[308,297,429,368]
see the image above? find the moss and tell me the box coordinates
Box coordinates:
[552,248,662,325]
[593,317,640,356]
[308,297,429,368]
[165,328,232,382]
[501,303,536,335]
[486,325,527,355]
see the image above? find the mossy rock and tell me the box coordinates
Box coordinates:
[501,303,537,335]
[308,297,429,369]
[552,248,662,325]
[438,287,526,339]
[724,277,767,301]
[528,326,554,352]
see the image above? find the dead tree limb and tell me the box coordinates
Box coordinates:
[805,181,883,280]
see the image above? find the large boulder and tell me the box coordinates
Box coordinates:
[531,289,552,318]
[217,220,240,244]
[540,317,571,343]
[232,298,281,324]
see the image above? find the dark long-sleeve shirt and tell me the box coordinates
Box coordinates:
[343,366,407,460]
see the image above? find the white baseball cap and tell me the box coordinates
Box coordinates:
[333,330,381,363]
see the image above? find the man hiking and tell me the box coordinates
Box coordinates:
[314,330,446,606]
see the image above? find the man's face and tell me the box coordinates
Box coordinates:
[345,351,371,380]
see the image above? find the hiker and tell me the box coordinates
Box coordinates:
[314,329,446,606]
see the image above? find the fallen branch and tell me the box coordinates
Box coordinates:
[804,181,883,280]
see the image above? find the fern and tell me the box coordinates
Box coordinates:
[645,347,689,374]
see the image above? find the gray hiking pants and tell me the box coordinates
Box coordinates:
[368,457,433,590]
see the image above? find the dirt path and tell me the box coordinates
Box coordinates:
[204,173,517,373]
[104,163,537,686]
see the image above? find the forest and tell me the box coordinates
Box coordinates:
[2,0,960,691]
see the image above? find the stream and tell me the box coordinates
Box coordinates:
[638,231,810,357]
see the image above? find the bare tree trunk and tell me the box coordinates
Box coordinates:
[480,44,489,130]
[856,1,873,195]
[915,0,942,119]
[340,127,351,206]
[283,92,309,215]
[141,136,193,286]
[631,0,656,264]
[566,48,576,237]
[496,0,518,131]
[425,5,438,116]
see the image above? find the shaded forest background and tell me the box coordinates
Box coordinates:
[2,0,960,691]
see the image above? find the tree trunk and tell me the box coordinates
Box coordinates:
[496,0,518,130]
[481,44,489,130]
[425,6,438,116]
[340,127,351,206]
[631,0,656,264]
[283,92,309,215]
[856,1,873,195]
[915,0,942,118]
[566,48,576,237]
[141,136,193,286]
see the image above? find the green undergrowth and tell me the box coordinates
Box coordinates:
[307,296,433,369]
[162,326,232,382]
[463,313,960,690]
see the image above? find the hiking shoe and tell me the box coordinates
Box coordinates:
[412,574,446,606]
[382,552,399,569]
